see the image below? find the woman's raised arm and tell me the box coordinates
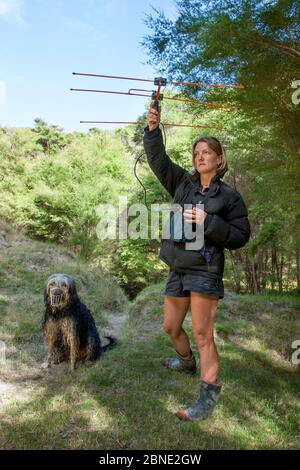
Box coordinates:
[143,103,187,197]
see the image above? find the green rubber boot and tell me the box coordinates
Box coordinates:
[176,380,222,421]
[163,349,197,375]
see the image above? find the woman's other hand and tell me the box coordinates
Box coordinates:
[183,207,207,225]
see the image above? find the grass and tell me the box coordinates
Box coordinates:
[0,222,299,449]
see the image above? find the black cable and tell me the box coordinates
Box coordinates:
[134,122,167,209]
[134,152,148,208]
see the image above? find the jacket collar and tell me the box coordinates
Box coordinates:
[189,170,221,197]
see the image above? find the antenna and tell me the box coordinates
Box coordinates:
[71,71,244,128]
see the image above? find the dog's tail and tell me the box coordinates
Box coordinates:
[102,335,117,353]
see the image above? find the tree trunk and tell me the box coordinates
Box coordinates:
[250,257,259,294]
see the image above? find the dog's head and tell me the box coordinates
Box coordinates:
[44,273,78,311]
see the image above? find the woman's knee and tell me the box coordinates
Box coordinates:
[163,321,183,338]
[193,329,214,349]
[163,296,190,338]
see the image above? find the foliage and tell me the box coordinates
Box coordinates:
[142,0,300,152]
[33,118,69,153]
[0,125,133,260]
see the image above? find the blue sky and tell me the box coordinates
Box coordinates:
[0,0,178,131]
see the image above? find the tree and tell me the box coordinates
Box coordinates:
[142,0,300,158]
[32,118,68,153]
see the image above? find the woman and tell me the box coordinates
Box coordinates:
[143,104,251,421]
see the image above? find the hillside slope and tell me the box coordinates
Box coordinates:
[0,219,299,450]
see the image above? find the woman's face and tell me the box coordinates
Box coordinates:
[193,141,222,176]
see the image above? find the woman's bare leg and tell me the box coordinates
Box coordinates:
[163,296,191,357]
[190,292,219,384]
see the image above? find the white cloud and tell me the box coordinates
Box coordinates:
[0,0,11,15]
[0,0,27,26]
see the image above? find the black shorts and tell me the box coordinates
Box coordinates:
[164,270,224,299]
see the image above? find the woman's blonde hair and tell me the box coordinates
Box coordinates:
[192,136,228,178]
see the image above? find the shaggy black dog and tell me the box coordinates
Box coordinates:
[43,273,116,370]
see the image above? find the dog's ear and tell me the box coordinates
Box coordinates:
[66,276,79,303]
[70,282,79,303]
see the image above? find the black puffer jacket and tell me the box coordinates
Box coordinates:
[143,126,251,279]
